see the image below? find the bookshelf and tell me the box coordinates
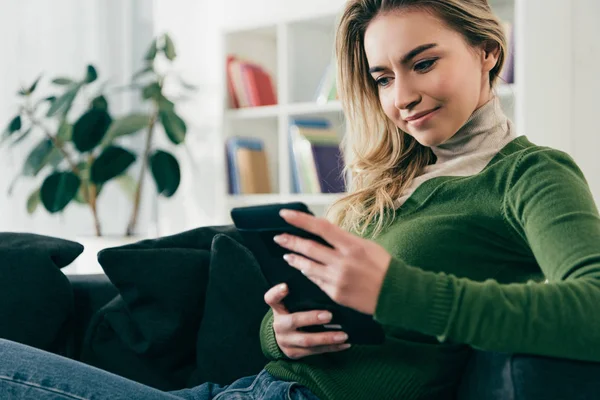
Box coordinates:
[218,1,520,224]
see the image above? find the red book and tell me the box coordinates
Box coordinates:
[226,56,240,109]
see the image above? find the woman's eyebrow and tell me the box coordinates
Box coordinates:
[368,43,438,74]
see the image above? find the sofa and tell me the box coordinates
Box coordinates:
[2,229,600,399]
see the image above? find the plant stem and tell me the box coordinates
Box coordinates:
[24,108,80,175]
[87,154,102,237]
[24,105,102,235]
[126,106,158,236]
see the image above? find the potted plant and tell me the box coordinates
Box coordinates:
[1,33,194,237]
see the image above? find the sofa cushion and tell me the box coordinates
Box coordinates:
[187,233,270,387]
[457,350,600,400]
[81,225,244,391]
[0,232,81,352]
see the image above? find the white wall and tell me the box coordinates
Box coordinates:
[571,0,600,202]
[0,0,156,238]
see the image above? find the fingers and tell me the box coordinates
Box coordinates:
[283,254,330,285]
[274,233,337,265]
[279,209,355,250]
[285,343,352,360]
[273,309,333,331]
[264,283,289,315]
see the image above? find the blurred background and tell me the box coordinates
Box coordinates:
[0,0,598,272]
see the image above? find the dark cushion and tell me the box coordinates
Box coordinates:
[81,225,240,391]
[188,234,270,387]
[0,232,82,352]
[457,350,600,400]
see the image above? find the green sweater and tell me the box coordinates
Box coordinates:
[259,135,600,400]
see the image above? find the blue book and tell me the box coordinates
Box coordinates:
[289,118,332,193]
[226,136,265,194]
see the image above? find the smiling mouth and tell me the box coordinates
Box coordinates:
[405,107,441,122]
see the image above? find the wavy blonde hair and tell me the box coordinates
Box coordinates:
[326,0,508,237]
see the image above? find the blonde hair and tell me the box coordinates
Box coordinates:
[326,0,508,237]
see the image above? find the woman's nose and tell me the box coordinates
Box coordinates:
[394,79,420,110]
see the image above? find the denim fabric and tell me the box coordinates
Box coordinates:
[0,339,320,400]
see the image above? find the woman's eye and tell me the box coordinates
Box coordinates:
[376,77,392,87]
[414,59,437,73]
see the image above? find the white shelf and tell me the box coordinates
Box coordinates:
[286,101,342,116]
[225,101,343,121]
[225,104,279,120]
[227,193,343,208]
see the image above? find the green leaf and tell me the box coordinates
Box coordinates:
[8,115,21,133]
[28,75,42,94]
[157,94,175,111]
[17,88,28,96]
[90,145,136,184]
[85,65,98,84]
[72,108,112,152]
[149,149,180,197]
[115,174,137,201]
[26,187,41,214]
[23,139,54,177]
[47,85,79,117]
[159,108,186,144]
[48,147,64,168]
[40,172,80,213]
[91,95,108,111]
[142,82,161,100]
[144,38,158,61]
[10,127,33,147]
[163,33,176,61]
[132,65,154,81]
[101,113,151,146]
[56,120,73,143]
[52,77,75,85]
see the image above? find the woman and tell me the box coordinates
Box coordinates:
[2,0,599,399]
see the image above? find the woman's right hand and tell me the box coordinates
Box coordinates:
[264,283,352,360]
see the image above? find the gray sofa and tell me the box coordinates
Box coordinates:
[66,273,600,400]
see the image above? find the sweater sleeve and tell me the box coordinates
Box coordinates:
[259,309,290,361]
[373,148,600,362]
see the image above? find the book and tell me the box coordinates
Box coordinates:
[226,137,272,194]
[226,55,277,108]
[289,118,345,194]
[315,62,338,104]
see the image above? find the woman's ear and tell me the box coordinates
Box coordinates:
[481,41,500,73]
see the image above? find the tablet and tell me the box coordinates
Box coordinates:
[231,202,385,345]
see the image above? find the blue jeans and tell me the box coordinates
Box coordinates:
[0,339,320,400]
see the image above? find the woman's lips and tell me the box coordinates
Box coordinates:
[405,107,441,128]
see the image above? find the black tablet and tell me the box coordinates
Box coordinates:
[231,202,385,345]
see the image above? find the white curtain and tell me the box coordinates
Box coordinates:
[0,0,156,237]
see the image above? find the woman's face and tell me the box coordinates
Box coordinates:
[364,10,498,147]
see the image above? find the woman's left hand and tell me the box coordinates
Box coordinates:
[273,209,392,316]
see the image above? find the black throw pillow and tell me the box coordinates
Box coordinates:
[81,225,239,391]
[187,233,271,387]
[0,232,82,352]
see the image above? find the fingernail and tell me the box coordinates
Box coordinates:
[279,209,295,218]
[279,284,287,292]
[339,344,351,350]
[318,312,332,321]
[273,235,287,244]
[334,333,348,342]
[283,254,293,262]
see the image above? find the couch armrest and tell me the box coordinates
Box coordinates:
[457,350,600,400]
[66,274,118,360]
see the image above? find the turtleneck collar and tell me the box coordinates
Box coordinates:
[394,96,518,208]
[430,97,510,164]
